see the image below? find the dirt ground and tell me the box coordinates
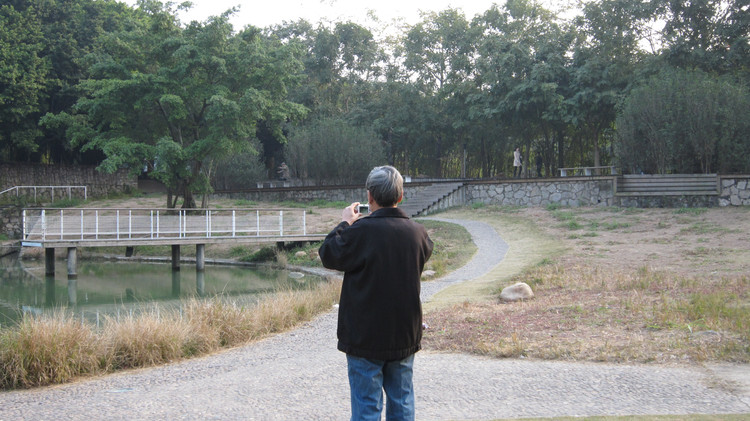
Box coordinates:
[422,205,750,364]
[523,206,750,279]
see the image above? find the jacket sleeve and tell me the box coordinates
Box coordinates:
[318,221,364,273]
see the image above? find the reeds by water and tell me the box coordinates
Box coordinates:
[0,277,341,389]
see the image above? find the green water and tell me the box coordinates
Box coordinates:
[0,256,322,325]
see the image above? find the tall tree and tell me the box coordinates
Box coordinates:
[474,0,569,176]
[0,4,48,161]
[568,0,657,169]
[660,0,750,76]
[616,68,750,174]
[44,3,306,207]
[402,8,476,176]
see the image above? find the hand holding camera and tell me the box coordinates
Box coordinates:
[342,201,369,225]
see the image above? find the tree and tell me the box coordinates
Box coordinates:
[568,0,658,170]
[660,0,750,76]
[616,68,750,174]
[0,4,48,161]
[284,117,385,185]
[44,2,307,207]
[473,0,569,176]
[2,0,138,164]
[402,8,477,177]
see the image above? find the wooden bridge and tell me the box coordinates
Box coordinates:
[21,207,327,279]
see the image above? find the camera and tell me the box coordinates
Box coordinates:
[358,204,369,214]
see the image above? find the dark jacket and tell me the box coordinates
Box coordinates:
[319,207,433,361]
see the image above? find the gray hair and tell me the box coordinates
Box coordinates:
[366,166,403,207]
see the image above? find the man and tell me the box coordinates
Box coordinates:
[319,166,433,421]
[513,147,522,178]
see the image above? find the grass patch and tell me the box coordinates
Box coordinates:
[674,207,709,216]
[308,199,349,208]
[285,242,324,267]
[681,222,729,235]
[49,197,86,208]
[420,219,476,278]
[241,246,277,263]
[426,260,750,363]
[490,416,749,421]
[423,207,750,364]
[233,199,258,207]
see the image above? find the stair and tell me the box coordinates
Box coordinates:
[400,182,464,217]
[615,174,719,196]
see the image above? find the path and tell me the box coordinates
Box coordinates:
[0,219,748,420]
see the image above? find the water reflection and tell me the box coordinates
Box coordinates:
[0,254,321,325]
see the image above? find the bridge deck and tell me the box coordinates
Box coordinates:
[22,208,327,248]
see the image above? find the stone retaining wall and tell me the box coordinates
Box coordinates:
[213,183,430,205]
[719,176,750,206]
[0,163,136,199]
[0,206,22,239]
[218,176,750,212]
[465,178,615,208]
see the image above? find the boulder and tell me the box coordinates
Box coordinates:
[295,251,307,258]
[421,270,436,279]
[500,282,534,301]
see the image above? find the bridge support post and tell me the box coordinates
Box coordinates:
[171,270,181,298]
[67,247,77,306]
[196,271,205,297]
[171,245,180,271]
[196,244,205,272]
[45,275,55,307]
[45,248,55,276]
[66,247,77,279]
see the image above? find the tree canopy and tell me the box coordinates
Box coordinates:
[1,0,748,206]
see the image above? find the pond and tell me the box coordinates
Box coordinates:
[0,255,324,326]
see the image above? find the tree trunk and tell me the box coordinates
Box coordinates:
[182,188,196,209]
[593,124,602,168]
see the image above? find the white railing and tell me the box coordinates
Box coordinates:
[1,185,88,202]
[22,208,308,242]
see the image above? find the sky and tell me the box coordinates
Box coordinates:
[121,0,574,34]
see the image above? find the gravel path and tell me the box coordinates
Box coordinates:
[1,218,748,420]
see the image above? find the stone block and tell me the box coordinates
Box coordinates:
[500,282,534,301]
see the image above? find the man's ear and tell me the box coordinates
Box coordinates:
[367,190,375,205]
[397,194,403,204]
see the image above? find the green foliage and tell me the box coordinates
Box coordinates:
[43,4,307,207]
[1,0,748,181]
[616,68,750,174]
[307,199,349,208]
[0,4,47,161]
[49,198,84,208]
[285,117,385,185]
[243,247,277,263]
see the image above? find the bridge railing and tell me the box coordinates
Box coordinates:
[22,208,308,242]
[1,185,88,202]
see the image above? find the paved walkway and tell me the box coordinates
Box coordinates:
[1,219,748,420]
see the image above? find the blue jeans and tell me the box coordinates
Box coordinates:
[346,354,415,421]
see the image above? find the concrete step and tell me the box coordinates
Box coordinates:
[401,182,463,217]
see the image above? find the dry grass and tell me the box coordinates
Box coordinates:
[423,206,750,364]
[0,312,103,388]
[0,277,341,389]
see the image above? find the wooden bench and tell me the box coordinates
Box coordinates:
[559,166,617,177]
[615,174,719,196]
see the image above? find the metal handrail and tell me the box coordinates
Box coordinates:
[22,208,308,242]
[0,185,88,201]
